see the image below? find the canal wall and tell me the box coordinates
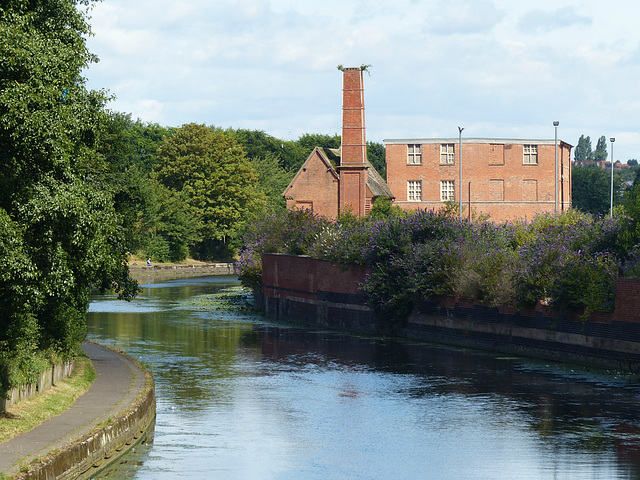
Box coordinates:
[12,347,156,480]
[258,253,640,371]
[130,262,237,283]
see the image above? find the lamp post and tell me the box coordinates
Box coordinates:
[553,121,559,213]
[458,126,464,219]
[610,137,615,217]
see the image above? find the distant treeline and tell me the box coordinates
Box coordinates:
[99,113,387,263]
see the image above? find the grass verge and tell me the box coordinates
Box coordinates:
[0,354,96,444]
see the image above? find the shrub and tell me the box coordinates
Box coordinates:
[239,208,628,326]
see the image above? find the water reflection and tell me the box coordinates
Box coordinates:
[87,276,640,480]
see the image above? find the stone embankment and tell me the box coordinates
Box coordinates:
[129,262,236,283]
[258,253,640,372]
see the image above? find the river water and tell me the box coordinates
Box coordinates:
[86,276,640,480]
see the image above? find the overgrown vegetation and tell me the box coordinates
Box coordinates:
[0,0,137,393]
[0,354,95,443]
[238,202,640,327]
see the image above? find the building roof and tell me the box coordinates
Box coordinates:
[365,159,395,198]
[283,146,394,200]
[330,147,394,199]
[384,137,573,147]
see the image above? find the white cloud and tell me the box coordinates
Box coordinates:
[518,6,592,33]
[84,0,640,161]
[425,0,505,35]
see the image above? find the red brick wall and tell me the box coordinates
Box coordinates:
[262,254,368,299]
[386,140,572,222]
[262,254,640,324]
[284,149,339,218]
[614,278,640,323]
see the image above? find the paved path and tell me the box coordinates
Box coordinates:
[0,342,146,477]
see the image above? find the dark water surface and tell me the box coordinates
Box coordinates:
[86,276,640,479]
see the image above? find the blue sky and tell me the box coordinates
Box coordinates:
[84,0,640,162]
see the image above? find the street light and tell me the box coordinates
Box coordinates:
[553,121,559,213]
[610,137,615,217]
[458,126,464,219]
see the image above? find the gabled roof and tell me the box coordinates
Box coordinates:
[283,147,339,195]
[333,147,394,199]
[283,146,395,200]
[366,160,394,198]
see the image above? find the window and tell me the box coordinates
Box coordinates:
[407,180,422,201]
[523,144,538,165]
[440,180,455,201]
[407,144,422,164]
[440,144,455,164]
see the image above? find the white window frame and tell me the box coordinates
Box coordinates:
[407,144,422,165]
[440,144,455,164]
[407,180,422,201]
[440,180,455,201]
[523,144,538,165]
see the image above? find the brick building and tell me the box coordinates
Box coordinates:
[385,138,573,222]
[284,67,394,218]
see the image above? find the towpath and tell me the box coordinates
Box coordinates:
[0,342,146,477]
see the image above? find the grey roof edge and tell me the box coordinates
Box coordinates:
[365,160,395,198]
[384,138,574,147]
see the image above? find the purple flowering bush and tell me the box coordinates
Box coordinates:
[238,207,627,324]
[237,209,331,287]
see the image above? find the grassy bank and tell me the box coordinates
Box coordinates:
[0,355,95,444]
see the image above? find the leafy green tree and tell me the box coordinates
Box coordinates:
[251,154,293,214]
[143,181,200,262]
[572,166,611,215]
[628,159,638,167]
[593,135,608,163]
[155,124,266,259]
[100,112,172,173]
[619,181,640,252]
[574,135,593,162]
[233,129,283,164]
[367,141,386,179]
[0,0,137,390]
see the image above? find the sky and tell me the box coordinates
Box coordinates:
[84,0,640,162]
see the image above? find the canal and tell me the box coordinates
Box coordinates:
[86,276,640,479]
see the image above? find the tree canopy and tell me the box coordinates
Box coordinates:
[574,135,593,163]
[0,0,137,390]
[155,123,266,259]
[572,166,612,215]
[593,135,608,163]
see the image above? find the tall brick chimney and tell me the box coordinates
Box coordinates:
[338,67,368,216]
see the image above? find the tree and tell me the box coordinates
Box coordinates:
[367,141,386,179]
[155,124,266,259]
[574,135,593,162]
[251,154,293,214]
[571,166,611,215]
[0,0,136,391]
[593,135,608,163]
[100,112,172,174]
[628,159,638,167]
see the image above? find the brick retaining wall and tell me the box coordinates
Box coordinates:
[260,253,640,371]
